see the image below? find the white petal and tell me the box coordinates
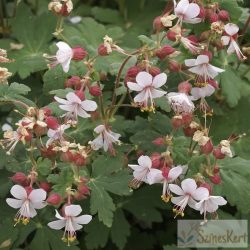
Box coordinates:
[185,59,196,67]
[138,155,152,168]
[65,204,82,217]
[175,0,189,15]
[127,82,143,92]
[227,42,236,54]
[6,198,23,208]
[55,210,64,220]
[29,189,47,203]
[10,185,27,200]
[171,196,185,205]
[134,90,147,103]
[61,58,71,73]
[188,65,204,76]
[207,65,224,78]
[48,220,66,230]
[196,55,209,65]
[59,104,74,112]
[221,36,230,46]
[187,197,197,209]
[56,41,72,52]
[210,196,227,206]
[81,100,97,111]
[136,71,153,87]
[32,201,46,209]
[184,17,201,24]
[94,125,105,134]
[147,169,163,185]
[90,135,104,150]
[181,178,197,193]
[54,96,70,105]
[74,215,92,225]
[66,92,81,103]
[168,166,182,181]
[151,89,167,98]
[224,23,239,36]
[169,184,184,195]
[192,187,209,200]
[203,85,215,97]
[77,108,90,118]
[152,73,167,88]
[184,3,200,19]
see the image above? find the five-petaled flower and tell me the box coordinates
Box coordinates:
[128,155,162,188]
[6,185,47,225]
[169,178,209,217]
[55,92,97,122]
[221,23,246,61]
[167,92,194,113]
[48,204,92,246]
[174,0,201,24]
[89,124,121,154]
[127,71,167,112]
[46,124,70,147]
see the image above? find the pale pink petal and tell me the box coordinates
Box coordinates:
[187,197,197,209]
[56,41,72,52]
[169,184,184,195]
[59,104,74,112]
[203,85,215,97]
[171,195,185,205]
[188,65,204,76]
[77,108,90,118]
[72,221,82,230]
[6,198,23,208]
[168,166,182,182]
[66,92,81,103]
[48,220,66,230]
[195,200,205,213]
[127,82,143,92]
[29,189,47,203]
[10,185,27,200]
[195,55,209,65]
[185,3,200,19]
[94,125,105,134]
[55,210,64,220]
[210,196,227,206]
[136,71,153,87]
[224,23,239,36]
[74,215,92,225]
[206,199,218,213]
[152,73,167,88]
[221,36,230,46]
[32,202,46,209]
[128,164,139,171]
[134,90,147,103]
[90,135,104,150]
[185,59,196,67]
[181,178,197,193]
[138,155,152,168]
[184,17,201,24]
[61,58,71,73]
[147,168,163,185]
[207,65,224,78]
[81,100,97,111]
[151,89,166,98]
[54,96,70,105]
[192,187,209,200]
[133,168,148,182]
[175,0,189,15]
[65,204,82,217]
[227,42,236,54]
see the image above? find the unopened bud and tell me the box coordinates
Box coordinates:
[72,47,87,61]
[89,85,101,97]
[46,116,59,130]
[155,45,175,60]
[47,193,62,205]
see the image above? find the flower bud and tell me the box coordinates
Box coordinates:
[166,30,177,41]
[65,76,81,89]
[72,47,88,61]
[213,164,220,174]
[218,10,229,21]
[126,66,141,78]
[155,45,175,60]
[178,81,192,94]
[200,139,213,154]
[60,151,74,162]
[10,172,28,185]
[171,116,183,130]
[152,137,165,146]
[182,114,193,127]
[209,13,219,23]
[73,191,86,201]
[47,193,62,205]
[187,35,199,44]
[200,182,212,194]
[198,6,206,18]
[25,186,33,195]
[74,90,85,100]
[89,85,101,97]
[77,184,90,195]
[149,66,161,77]
[73,153,86,166]
[208,79,219,89]
[183,126,196,137]
[213,147,225,159]
[42,107,52,117]
[41,146,57,159]
[39,182,51,192]
[150,152,161,168]
[25,131,33,142]
[153,16,164,31]
[34,125,47,137]
[168,60,181,72]
[98,44,108,56]
[209,174,221,184]
[45,116,59,130]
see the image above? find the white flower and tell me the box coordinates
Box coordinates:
[221,23,246,60]
[6,185,46,225]
[167,92,194,113]
[174,0,201,24]
[220,140,233,157]
[48,204,92,245]
[89,125,121,153]
[128,155,162,187]
[191,84,215,100]
[46,124,70,147]
[185,55,224,82]
[195,195,227,220]
[169,178,209,217]
[180,36,204,54]
[127,71,167,112]
[55,92,97,121]
[147,166,183,202]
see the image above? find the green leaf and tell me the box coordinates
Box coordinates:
[37,158,52,177]
[91,7,123,24]
[216,0,242,22]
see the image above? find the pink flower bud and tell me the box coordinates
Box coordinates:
[209,174,221,184]
[45,116,59,130]
[126,66,141,78]
[182,114,193,127]
[200,182,212,194]
[150,152,161,169]
[39,182,51,192]
[168,60,181,72]
[77,184,90,195]
[178,81,192,94]
[152,137,165,146]
[74,90,85,100]
[42,107,52,117]
[74,191,86,201]
[218,10,229,21]
[166,30,177,41]
[213,164,220,174]
[25,131,33,142]
[72,47,88,61]
[65,76,81,89]
[213,147,225,159]
[98,44,108,56]
[187,35,199,44]
[47,193,62,205]
[209,13,219,23]
[149,66,161,77]
[153,16,164,31]
[183,126,197,137]
[41,146,57,159]
[73,154,86,166]
[155,45,175,60]
[89,85,101,97]
[198,6,206,18]
[60,3,71,16]
[10,172,28,185]
[171,116,183,130]
[25,186,33,195]
[200,140,213,154]
[60,151,74,162]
